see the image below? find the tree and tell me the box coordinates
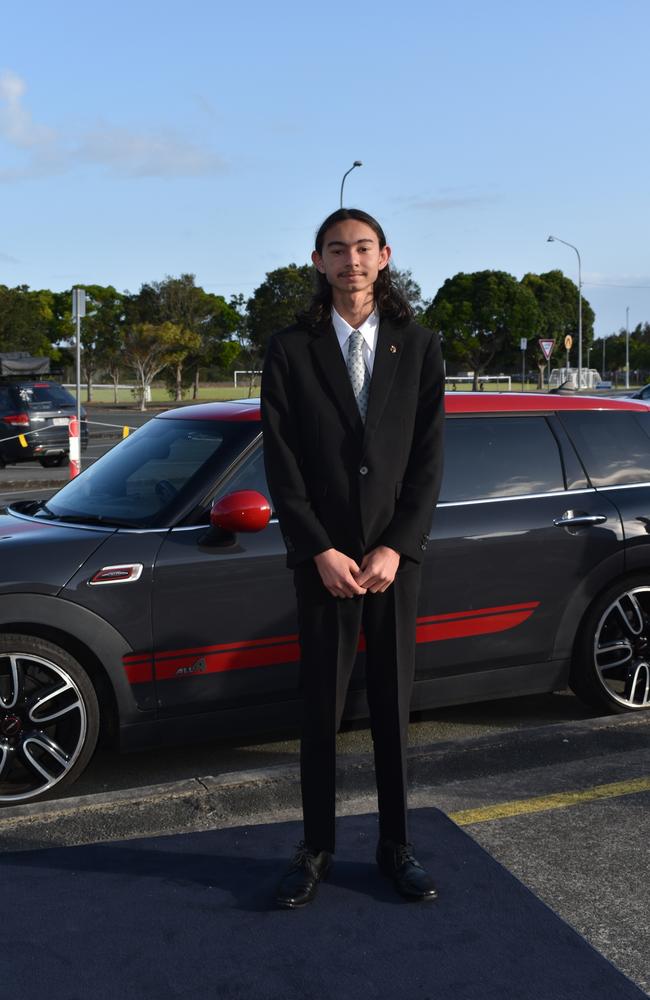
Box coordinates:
[247,264,314,353]
[602,322,650,383]
[520,270,595,370]
[65,285,126,401]
[126,275,239,400]
[0,285,59,360]
[123,322,200,411]
[100,338,126,404]
[391,268,427,317]
[423,270,541,390]
[230,293,259,397]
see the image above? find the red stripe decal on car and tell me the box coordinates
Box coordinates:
[416,608,536,643]
[122,655,154,684]
[143,601,540,682]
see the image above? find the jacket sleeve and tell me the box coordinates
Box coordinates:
[378,329,445,562]
[261,334,333,563]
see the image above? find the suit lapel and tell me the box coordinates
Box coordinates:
[363,319,404,445]
[310,323,364,438]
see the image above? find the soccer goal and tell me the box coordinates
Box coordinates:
[233,370,263,388]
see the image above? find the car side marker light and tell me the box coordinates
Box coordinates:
[18,435,28,448]
[89,564,144,585]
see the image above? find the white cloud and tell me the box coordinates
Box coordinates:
[583,272,650,289]
[396,193,499,213]
[78,126,225,177]
[0,69,225,182]
[392,186,499,213]
[0,69,58,149]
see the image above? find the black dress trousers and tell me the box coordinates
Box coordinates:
[294,559,421,854]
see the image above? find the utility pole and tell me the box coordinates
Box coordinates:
[625,306,630,389]
[71,288,86,427]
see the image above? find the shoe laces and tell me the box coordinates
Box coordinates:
[392,842,418,867]
[290,841,322,870]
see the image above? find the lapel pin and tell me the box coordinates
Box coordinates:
[389,344,398,354]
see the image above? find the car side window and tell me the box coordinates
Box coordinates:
[214,443,273,510]
[560,411,650,487]
[440,416,565,503]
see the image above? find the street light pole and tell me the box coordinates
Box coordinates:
[339,161,363,207]
[625,306,630,389]
[547,235,582,390]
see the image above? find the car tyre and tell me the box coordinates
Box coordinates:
[0,634,100,804]
[39,454,66,468]
[571,575,650,713]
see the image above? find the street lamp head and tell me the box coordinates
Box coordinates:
[547,235,555,242]
[353,160,362,167]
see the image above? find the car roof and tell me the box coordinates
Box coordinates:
[157,400,262,422]
[156,392,650,423]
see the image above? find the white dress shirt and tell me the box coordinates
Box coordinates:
[331,306,379,376]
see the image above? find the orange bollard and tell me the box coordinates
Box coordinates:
[69,417,81,478]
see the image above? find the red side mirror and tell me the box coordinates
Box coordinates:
[210,490,272,534]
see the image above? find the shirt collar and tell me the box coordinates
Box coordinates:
[331,306,380,354]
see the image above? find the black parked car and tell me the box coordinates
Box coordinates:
[1,392,650,805]
[0,379,88,468]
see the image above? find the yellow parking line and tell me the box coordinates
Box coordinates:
[450,776,650,826]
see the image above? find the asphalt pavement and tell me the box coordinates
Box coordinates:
[0,711,648,992]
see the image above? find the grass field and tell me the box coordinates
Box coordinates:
[79,379,639,406]
[82,385,258,405]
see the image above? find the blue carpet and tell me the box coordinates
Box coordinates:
[0,808,644,1000]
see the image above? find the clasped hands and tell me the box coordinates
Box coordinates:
[314,546,400,598]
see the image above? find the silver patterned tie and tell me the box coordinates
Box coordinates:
[347,330,370,422]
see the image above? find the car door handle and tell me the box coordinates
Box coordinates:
[553,512,608,528]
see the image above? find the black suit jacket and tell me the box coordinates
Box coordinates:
[260,316,445,568]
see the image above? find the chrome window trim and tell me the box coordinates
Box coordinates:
[594,481,650,492]
[169,519,281,533]
[437,487,597,509]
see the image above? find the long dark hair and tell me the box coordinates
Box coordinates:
[297,208,413,330]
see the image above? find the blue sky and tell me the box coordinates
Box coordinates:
[1,0,649,341]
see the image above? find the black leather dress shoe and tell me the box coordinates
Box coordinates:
[376,839,438,901]
[275,842,332,909]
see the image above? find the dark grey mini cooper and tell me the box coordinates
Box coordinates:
[1,392,650,804]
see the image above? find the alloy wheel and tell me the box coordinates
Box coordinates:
[593,586,650,709]
[0,649,90,802]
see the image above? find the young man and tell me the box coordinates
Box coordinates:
[261,208,445,908]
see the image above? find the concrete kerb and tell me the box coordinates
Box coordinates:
[0,712,647,853]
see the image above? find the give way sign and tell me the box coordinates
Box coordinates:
[539,339,554,360]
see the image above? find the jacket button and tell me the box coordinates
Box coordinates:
[359,466,369,475]
[421,544,427,551]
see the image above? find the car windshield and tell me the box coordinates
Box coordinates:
[39,417,259,528]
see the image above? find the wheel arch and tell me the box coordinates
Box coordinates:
[0,622,119,746]
[568,567,650,712]
[0,594,153,735]
[550,549,627,663]
[569,563,650,660]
